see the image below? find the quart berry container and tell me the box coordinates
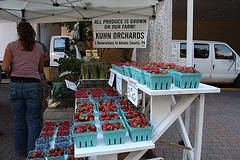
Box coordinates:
[144,72,173,90]
[135,68,146,85]
[101,121,127,145]
[27,150,47,160]
[173,71,202,89]
[72,125,98,148]
[126,119,153,142]
[123,65,132,77]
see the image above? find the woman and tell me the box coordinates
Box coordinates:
[2,21,44,157]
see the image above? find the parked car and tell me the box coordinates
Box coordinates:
[171,40,240,87]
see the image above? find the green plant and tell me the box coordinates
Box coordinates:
[56,57,83,74]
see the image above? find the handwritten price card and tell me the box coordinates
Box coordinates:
[127,78,138,106]
[116,73,122,95]
[108,71,115,87]
[65,80,78,91]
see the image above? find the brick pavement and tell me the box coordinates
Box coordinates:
[0,85,240,160]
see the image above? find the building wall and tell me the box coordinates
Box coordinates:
[136,0,173,63]
[173,21,240,54]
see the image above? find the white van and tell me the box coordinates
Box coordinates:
[49,36,82,66]
[171,40,240,87]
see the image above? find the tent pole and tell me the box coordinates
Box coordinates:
[186,0,194,67]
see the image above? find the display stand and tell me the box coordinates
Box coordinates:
[74,69,220,160]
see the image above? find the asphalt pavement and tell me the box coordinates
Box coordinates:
[0,84,240,160]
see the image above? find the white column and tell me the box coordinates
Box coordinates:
[186,0,194,67]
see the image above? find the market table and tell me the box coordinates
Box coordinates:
[74,69,220,160]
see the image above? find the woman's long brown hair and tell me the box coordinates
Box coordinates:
[17,21,35,52]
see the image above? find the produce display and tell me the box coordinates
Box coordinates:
[81,61,108,79]
[112,61,202,89]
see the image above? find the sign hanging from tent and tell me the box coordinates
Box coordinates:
[92,17,148,48]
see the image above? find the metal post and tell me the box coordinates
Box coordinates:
[186,0,194,67]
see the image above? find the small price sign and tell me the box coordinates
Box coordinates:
[65,80,78,91]
[116,73,122,95]
[108,71,115,87]
[127,78,138,106]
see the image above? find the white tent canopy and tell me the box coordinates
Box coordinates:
[0,0,159,23]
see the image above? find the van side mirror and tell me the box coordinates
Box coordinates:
[233,53,236,62]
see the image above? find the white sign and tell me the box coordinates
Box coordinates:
[65,80,77,91]
[127,78,138,106]
[116,73,122,95]
[108,71,115,87]
[92,17,148,48]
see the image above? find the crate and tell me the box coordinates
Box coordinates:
[27,150,47,160]
[43,67,59,80]
[126,120,153,142]
[123,65,132,77]
[72,128,98,148]
[144,72,172,90]
[135,68,146,85]
[173,71,202,88]
[101,121,127,145]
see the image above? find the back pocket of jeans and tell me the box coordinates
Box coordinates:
[8,87,17,100]
[26,87,40,100]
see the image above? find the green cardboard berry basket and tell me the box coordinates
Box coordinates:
[126,120,153,142]
[135,68,146,85]
[122,111,146,123]
[72,126,98,148]
[99,112,121,125]
[144,72,173,90]
[130,66,137,80]
[55,136,70,144]
[123,65,132,77]
[27,150,47,160]
[101,121,127,145]
[73,112,95,126]
[173,71,202,88]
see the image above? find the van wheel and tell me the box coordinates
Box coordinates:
[233,74,240,88]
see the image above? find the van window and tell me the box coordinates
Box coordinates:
[180,43,186,58]
[215,44,233,59]
[194,43,209,58]
[54,38,69,52]
[180,43,209,58]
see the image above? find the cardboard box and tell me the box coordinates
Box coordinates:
[43,67,59,80]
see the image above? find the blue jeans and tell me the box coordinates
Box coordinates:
[8,82,43,153]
